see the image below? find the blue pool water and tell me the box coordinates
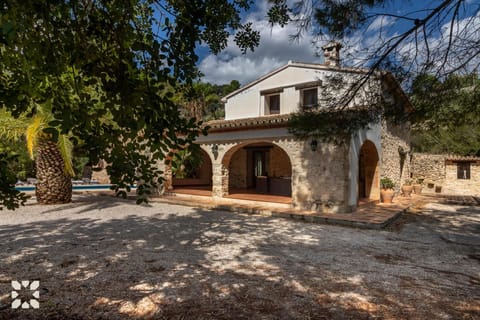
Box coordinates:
[14,185,135,192]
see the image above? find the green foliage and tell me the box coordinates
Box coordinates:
[72,157,90,180]
[0,1,259,208]
[0,139,35,181]
[1,104,76,177]
[175,80,241,121]
[288,109,379,144]
[286,73,398,144]
[380,177,395,189]
[313,0,384,38]
[268,0,385,38]
[171,145,204,179]
[0,151,29,210]
[410,74,480,156]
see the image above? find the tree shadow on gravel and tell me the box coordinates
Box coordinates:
[36,194,145,215]
[0,197,478,319]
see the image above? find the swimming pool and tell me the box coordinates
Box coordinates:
[15,185,136,192]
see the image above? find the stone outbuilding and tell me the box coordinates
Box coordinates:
[163,43,412,213]
[412,154,480,195]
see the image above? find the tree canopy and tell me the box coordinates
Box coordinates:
[410,73,480,155]
[0,0,259,208]
[174,80,240,121]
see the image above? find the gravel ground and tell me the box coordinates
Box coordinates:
[0,194,479,319]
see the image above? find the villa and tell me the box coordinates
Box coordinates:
[161,42,412,213]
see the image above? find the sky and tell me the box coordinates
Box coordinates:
[197,0,480,86]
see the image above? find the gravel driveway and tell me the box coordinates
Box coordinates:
[0,194,479,319]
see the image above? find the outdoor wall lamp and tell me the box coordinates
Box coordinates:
[310,139,318,152]
[211,144,219,160]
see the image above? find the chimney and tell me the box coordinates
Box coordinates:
[321,41,342,67]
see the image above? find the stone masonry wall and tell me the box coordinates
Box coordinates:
[197,137,350,213]
[228,148,247,189]
[269,145,292,178]
[381,121,410,191]
[91,160,111,184]
[411,153,445,188]
[288,140,349,213]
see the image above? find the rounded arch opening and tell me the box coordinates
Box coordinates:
[222,141,292,197]
[358,140,380,201]
[171,147,213,191]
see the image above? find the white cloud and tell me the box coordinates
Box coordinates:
[367,16,395,33]
[198,2,318,85]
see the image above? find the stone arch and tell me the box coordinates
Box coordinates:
[171,146,213,189]
[358,140,380,201]
[221,141,292,196]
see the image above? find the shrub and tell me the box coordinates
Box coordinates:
[380,177,395,189]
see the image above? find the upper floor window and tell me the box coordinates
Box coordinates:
[266,94,280,114]
[301,88,318,109]
[457,162,471,179]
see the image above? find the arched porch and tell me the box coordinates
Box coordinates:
[171,147,213,196]
[221,142,292,203]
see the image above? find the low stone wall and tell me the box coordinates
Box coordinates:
[91,168,110,184]
[411,154,445,188]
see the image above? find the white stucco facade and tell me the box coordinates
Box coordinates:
[223,61,375,120]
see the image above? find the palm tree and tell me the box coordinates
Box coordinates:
[0,107,74,204]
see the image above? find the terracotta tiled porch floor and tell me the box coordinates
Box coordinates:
[154,192,421,229]
[227,189,292,204]
[170,186,212,197]
[169,187,292,204]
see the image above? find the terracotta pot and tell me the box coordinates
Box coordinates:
[380,188,395,203]
[413,184,422,194]
[401,185,413,197]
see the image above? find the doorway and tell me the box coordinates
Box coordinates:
[358,140,380,201]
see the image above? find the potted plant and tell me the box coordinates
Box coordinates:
[413,178,423,194]
[380,177,395,203]
[401,179,413,197]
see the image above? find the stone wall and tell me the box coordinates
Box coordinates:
[381,121,410,190]
[198,137,350,213]
[269,145,292,178]
[91,160,111,184]
[411,153,445,188]
[291,142,349,213]
[228,148,247,189]
[161,118,413,213]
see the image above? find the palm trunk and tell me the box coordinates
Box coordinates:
[35,139,72,204]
